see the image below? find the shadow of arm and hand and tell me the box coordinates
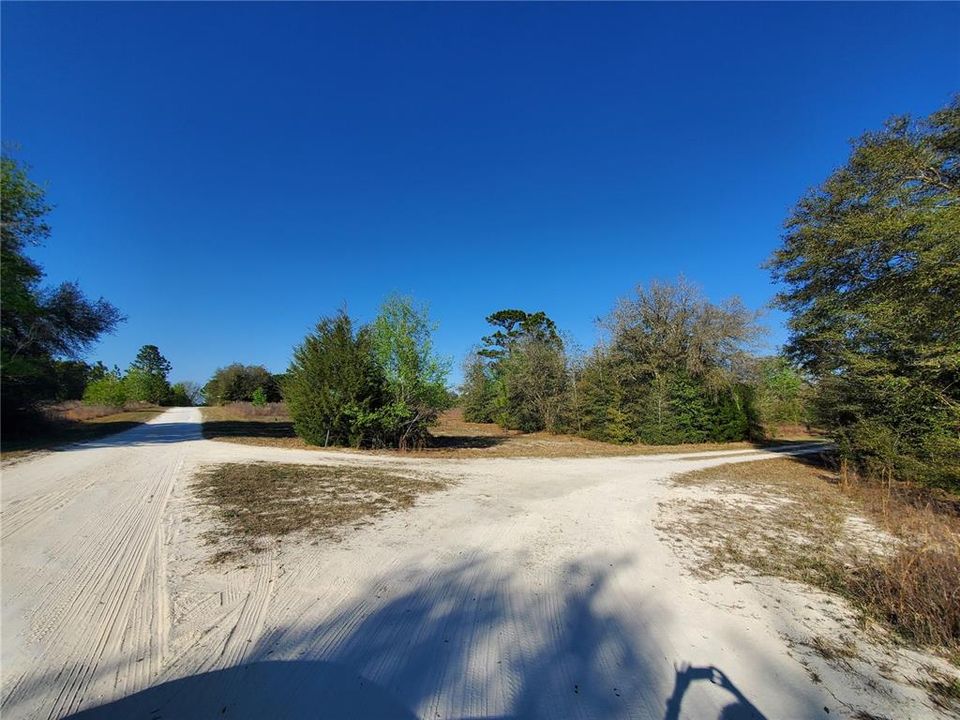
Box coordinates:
[664,663,767,720]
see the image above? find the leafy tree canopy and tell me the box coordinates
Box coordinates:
[204,363,280,405]
[767,96,960,487]
[478,309,560,363]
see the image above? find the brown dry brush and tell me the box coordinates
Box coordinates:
[848,536,960,651]
[827,459,960,652]
[216,401,289,419]
[670,455,960,657]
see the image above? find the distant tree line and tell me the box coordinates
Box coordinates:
[4,97,956,488]
[203,364,283,406]
[2,154,204,425]
[460,281,805,445]
[83,344,201,408]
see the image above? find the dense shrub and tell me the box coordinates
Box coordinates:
[462,282,763,444]
[168,382,199,407]
[284,312,387,447]
[751,356,810,431]
[370,295,451,448]
[83,374,127,407]
[461,310,569,432]
[284,299,450,449]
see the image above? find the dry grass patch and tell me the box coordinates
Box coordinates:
[193,462,451,562]
[2,405,165,460]
[658,456,960,661]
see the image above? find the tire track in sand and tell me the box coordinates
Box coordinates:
[1,424,188,720]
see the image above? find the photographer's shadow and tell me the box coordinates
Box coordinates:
[664,664,767,720]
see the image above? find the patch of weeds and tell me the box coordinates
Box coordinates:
[658,458,960,662]
[193,462,451,562]
[921,665,960,713]
[805,635,858,669]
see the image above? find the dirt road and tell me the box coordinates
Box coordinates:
[0,408,940,719]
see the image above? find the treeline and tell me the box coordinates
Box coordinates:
[4,96,956,487]
[83,345,200,408]
[461,282,807,444]
[203,364,283,406]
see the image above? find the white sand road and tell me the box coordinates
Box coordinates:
[0,407,948,719]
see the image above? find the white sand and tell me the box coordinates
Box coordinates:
[0,407,951,719]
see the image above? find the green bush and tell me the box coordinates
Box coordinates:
[83,375,127,407]
[284,312,387,447]
[284,300,450,449]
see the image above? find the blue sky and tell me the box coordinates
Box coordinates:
[3,2,958,386]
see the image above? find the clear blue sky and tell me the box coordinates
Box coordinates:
[3,3,958,386]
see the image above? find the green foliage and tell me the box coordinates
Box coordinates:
[251,386,268,407]
[204,364,280,405]
[478,310,559,363]
[46,360,93,401]
[752,356,809,430]
[123,368,167,404]
[461,309,569,432]
[1,155,123,423]
[370,295,451,448]
[168,382,201,407]
[768,97,960,488]
[284,312,387,447]
[285,301,451,449]
[83,372,127,407]
[575,279,762,445]
[130,344,172,378]
[124,345,172,404]
[499,337,571,432]
[461,354,498,423]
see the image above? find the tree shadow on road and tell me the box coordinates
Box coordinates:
[44,553,797,720]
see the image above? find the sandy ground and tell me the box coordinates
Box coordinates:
[0,407,948,719]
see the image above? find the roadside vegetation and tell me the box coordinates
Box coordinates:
[83,344,199,408]
[1,155,123,431]
[202,404,818,457]
[282,296,452,449]
[1,403,165,458]
[203,363,283,406]
[193,462,451,563]
[657,455,960,707]
[460,283,783,444]
[768,97,959,492]
[652,98,960,689]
